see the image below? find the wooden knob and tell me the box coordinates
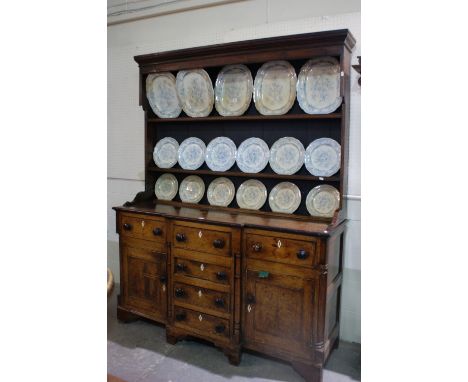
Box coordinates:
[153,227,162,236]
[215,324,225,333]
[296,249,309,260]
[213,239,225,249]
[214,298,225,307]
[159,275,167,283]
[176,233,186,242]
[216,271,227,281]
[176,263,186,272]
[175,288,185,297]
[175,312,186,321]
[246,294,256,304]
[123,223,132,231]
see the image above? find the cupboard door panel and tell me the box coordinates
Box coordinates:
[244,267,316,358]
[121,242,167,322]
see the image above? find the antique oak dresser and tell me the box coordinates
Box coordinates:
[113,29,355,382]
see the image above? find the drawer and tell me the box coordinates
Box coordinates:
[245,230,318,267]
[173,256,231,285]
[173,282,230,315]
[172,222,232,257]
[173,306,230,339]
[120,213,166,246]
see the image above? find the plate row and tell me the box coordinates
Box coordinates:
[155,174,340,218]
[146,56,342,118]
[154,136,341,178]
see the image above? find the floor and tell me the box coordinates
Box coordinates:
[108,287,360,382]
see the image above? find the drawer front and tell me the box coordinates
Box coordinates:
[120,213,166,246]
[245,231,318,267]
[173,306,230,339]
[173,257,231,285]
[172,222,232,257]
[173,282,230,315]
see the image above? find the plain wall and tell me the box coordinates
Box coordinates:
[108,0,361,343]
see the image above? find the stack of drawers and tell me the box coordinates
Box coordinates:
[167,220,242,363]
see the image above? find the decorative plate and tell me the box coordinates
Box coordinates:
[179,175,205,204]
[178,137,206,170]
[253,61,297,115]
[205,137,237,172]
[305,138,341,177]
[153,137,179,168]
[236,137,270,173]
[207,177,235,207]
[236,179,267,210]
[306,185,340,217]
[297,56,342,114]
[176,69,214,117]
[214,64,253,116]
[269,137,305,175]
[154,173,178,201]
[268,182,301,214]
[146,72,182,118]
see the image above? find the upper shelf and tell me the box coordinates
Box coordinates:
[147,112,342,124]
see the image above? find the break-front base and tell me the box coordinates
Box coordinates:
[113,202,346,382]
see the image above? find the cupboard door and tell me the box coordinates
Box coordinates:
[121,242,167,322]
[243,268,316,358]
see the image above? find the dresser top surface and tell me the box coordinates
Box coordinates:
[114,201,343,237]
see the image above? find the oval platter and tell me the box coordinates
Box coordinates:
[253,60,297,115]
[176,69,214,117]
[215,64,253,116]
[146,72,182,118]
[297,56,342,114]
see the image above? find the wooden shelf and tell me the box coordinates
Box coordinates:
[148,166,340,182]
[147,112,342,123]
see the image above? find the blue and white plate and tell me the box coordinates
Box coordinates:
[207,177,235,207]
[146,72,182,118]
[305,138,341,177]
[178,137,206,170]
[205,137,237,172]
[153,137,179,168]
[269,137,305,175]
[236,137,269,173]
[155,173,178,201]
[215,65,253,116]
[236,179,267,210]
[297,57,342,114]
[176,69,214,117]
[306,185,340,217]
[179,175,205,204]
[268,182,301,214]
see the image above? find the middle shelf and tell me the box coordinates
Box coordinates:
[148,166,340,182]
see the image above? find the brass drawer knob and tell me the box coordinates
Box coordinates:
[153,227,162,236]
[251,242,262,252]
[123,223,132,231]
[176,233,186,242]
